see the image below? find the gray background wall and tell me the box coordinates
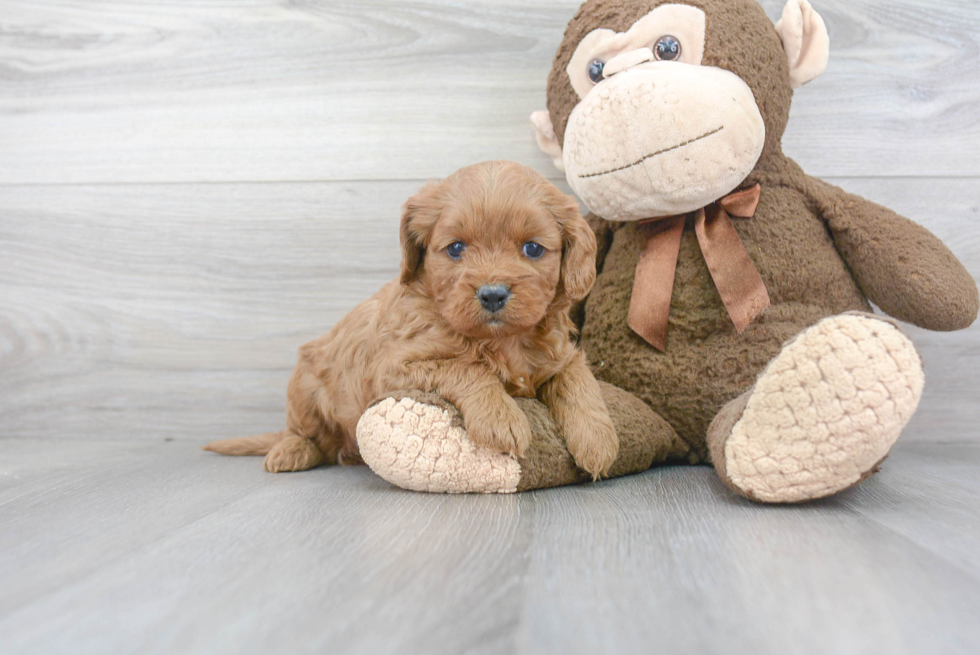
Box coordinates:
[1,0,977,444]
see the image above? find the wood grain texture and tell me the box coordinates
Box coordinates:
[2,3,978,653]
[1,178,976,443]
[0,0,978,183]
[0,181,413,442]
[0,440,978,654]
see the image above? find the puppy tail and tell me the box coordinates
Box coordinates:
[202,430,287,456]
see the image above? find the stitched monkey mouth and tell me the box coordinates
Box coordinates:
[578,126,725,179]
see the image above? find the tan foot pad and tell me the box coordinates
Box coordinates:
[357,396,521,494]
[724,314,924,503]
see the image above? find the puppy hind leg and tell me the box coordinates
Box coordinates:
[268,407,344,472]
[264,433,328,473]
[266,371,342,471]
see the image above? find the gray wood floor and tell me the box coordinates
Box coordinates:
[2,1,979,653]
[1,440,979,654]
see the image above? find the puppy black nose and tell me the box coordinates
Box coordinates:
[477,285,511,313]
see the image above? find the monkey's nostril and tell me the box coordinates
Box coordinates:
[477,285,511,313]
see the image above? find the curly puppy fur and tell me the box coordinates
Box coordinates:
[204,161,619,478]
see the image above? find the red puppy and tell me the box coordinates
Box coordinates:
[205,161,618,479]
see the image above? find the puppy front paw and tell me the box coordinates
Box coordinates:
[464,395,532,458]
[562,409,619,480]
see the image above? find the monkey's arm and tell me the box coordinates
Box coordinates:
[806,176,978,331]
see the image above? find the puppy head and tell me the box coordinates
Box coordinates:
[400,161,596,339]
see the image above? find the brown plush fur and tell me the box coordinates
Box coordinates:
[545,0,978,461]
[204,161,620,478]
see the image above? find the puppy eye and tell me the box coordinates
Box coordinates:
[446,241,466,260]
[653,35,681,61]
[522,241,546,259]
[587,59,605,84]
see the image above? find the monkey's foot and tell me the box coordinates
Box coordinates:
[357,383,689,494]
[356,392,521,494]
[708,313,924,503]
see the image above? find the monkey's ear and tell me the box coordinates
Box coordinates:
[775,0,830,89]
[400,182,443,284]
[530,111,566,173]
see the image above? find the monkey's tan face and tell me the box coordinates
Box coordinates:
[563,61,766,221]
[547,3,769,222]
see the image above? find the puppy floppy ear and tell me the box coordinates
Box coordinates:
[548,190,597,303]
[400,181,444,284]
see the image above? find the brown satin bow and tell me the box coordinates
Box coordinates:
[627,184,769,351]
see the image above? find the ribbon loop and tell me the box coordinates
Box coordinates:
[627,184,769,351]
[719,184,763,218]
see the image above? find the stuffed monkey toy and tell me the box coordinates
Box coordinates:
[356,0,977,502]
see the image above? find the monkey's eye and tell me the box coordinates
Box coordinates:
[522,241,546,259]
[446,241,466,260]
[587,59,605,84]
[654,35,681,61]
